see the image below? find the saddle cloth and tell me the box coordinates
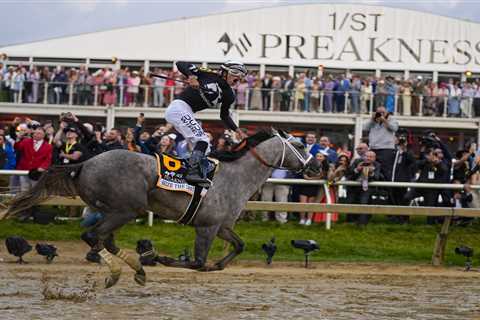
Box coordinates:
[154,153,219,225]
[154,153,218,195]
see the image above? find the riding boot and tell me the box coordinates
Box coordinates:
[185,150,210,187]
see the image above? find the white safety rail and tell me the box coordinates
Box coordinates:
[1,170,479,229]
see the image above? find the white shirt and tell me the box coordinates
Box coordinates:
[33,139,43,152]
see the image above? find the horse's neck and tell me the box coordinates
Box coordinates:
[220,138,280,197]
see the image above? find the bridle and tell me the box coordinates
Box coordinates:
[250,133,313,172]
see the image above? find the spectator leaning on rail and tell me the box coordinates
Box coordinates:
[363,105,398,181]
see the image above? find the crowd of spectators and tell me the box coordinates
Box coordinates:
[0,108,479,226]
[261,105,480,226]
[1,62,480,118]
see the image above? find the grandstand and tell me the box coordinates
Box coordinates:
[1,3,480,148]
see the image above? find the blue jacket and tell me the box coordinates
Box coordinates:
[310,145,337,163]
[134,125,154,155]
[1,142,16,169]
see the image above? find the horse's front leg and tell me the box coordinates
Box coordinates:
[156,225,220,270]
[208,226,244,271]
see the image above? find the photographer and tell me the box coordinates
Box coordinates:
[54,126,86,165]
[405,148,448,224]
[389,130,416,223]
[346,150,383,225]
[419,131,452,169]
[363,106,399,180]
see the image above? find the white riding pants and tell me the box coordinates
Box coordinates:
[165,99,210,151]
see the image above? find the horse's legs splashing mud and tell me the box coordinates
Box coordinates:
[91,212,145,288]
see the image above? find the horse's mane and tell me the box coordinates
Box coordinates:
[209,129,274,162]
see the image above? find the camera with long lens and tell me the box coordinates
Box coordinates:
[455,246,473,258]
[60,112,75,123]
[291,240,319,253]
[398,135,407,145]
[419,131,439,149]
[291,240,319,268]
[374,112,382,120]
[455,246,474,271]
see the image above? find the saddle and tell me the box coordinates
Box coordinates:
[154,153,219,225]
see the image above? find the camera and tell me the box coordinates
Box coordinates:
[398,136,407,145]
[222,134,234,146]
[60,112,74,123]
[419,131,439,149]
[374,112,382,119]
[455,246,474,258]
[291,240,319,253]
[291,240,319,268]
[94,123,103,132]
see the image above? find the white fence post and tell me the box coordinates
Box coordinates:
[394,94,399,115]
[68,83,74,106]
[443,97,448,118]
[344,92,349,114]
[43,82,48,104]
[93,85,99,107]
[419,95,423,116]
[269,90,274,111]
[319,92,324,113]
[323,184,332,230]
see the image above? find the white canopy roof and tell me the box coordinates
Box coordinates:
[1,3,480,72]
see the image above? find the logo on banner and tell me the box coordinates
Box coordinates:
[218,32,252,57]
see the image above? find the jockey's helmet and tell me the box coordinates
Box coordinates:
[221,61,247,78]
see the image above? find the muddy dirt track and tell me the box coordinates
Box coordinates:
[1,241,480,320]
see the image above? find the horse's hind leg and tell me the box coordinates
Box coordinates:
[92,212,138,288]
[104,234,146,286]
[209,227,244,271]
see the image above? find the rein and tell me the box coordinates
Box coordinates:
[249,134,313,171]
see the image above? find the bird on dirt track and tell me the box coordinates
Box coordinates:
[35,243,58,263]
[5,236,33,264]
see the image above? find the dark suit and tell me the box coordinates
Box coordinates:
[346,160,383,225]
[261,78,272,111]
[281,79,294,111]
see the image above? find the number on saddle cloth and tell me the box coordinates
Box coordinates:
[154,153,218,194]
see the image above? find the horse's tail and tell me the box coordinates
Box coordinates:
[3,164,83,219]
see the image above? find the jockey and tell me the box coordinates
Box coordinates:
[165,61,248,186]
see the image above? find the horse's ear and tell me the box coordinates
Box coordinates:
[271,127,279,136]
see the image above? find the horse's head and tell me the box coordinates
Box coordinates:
[270,128,321,175]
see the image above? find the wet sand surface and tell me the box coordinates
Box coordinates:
[1,241,480,320]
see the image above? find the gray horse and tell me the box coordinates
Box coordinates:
[5,129,319,288]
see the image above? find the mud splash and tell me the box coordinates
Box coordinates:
[0,241,479,320]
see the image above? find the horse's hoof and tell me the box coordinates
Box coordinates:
[214,263,225,271]
[105,273,120,289]
[198,265,214,272]
[134,270,146,286]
